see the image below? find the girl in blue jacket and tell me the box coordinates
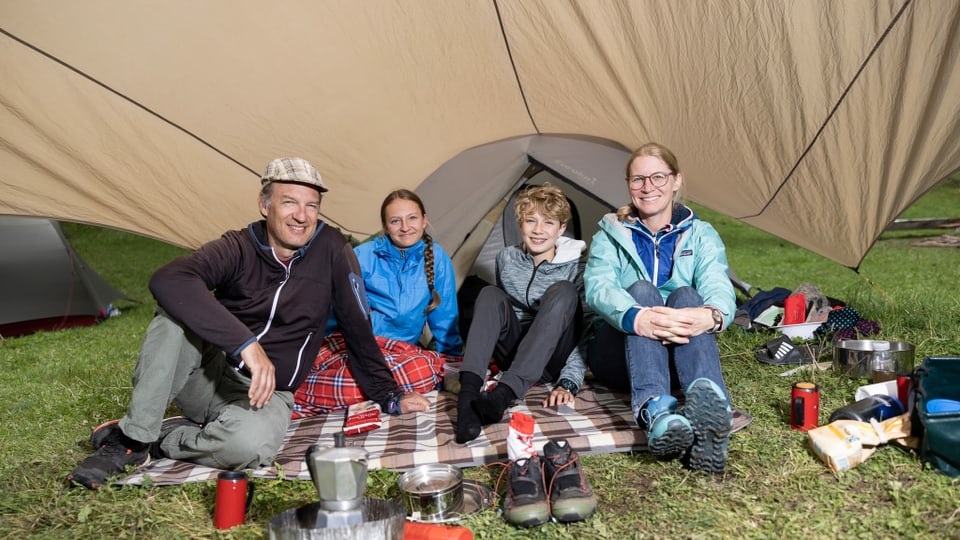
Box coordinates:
[293,190,462,416]
[584,142,736,474]
[354,189,462,355]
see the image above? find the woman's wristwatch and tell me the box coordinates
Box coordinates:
[706,306,723,333]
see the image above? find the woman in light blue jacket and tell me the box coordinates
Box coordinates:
[584,142,736,474]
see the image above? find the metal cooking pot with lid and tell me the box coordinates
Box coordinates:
[833,339,915,379]
[397,463,464,521]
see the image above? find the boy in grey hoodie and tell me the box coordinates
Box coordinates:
[455,183,588,444]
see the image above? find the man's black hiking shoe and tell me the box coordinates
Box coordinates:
[89,419,120,449]
[542,439,597,523]
[68,427,150,489]
[503,455,550,527]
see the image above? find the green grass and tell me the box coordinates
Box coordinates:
[1,178,959,539]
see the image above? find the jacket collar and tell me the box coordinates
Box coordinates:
[628,204,696,236]
[247,220,324,261]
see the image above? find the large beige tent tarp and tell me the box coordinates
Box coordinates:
[1,1,959,268]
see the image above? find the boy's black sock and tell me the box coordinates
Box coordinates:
[473,382,517,426]
[455,372,484,444]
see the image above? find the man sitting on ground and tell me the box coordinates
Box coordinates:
[68,157,429,489]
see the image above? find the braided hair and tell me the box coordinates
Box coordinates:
[380,189,441,314]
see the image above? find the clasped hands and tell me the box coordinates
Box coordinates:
[633,306,715,344]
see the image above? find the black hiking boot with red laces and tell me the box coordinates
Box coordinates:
[503,455,550,527]
[542,439,598,523]
[68,427,149,489]
[89,419,121,449]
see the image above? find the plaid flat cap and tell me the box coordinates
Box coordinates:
[261,157,328,192]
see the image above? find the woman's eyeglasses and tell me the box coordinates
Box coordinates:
[627,172,673,188]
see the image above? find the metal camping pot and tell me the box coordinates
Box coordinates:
[396,464,464,521]
[833,340,915,379]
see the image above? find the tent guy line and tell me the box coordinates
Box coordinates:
[742,0,913,220]
[492,0,539,133]
[0,26,257,178]
[0,25,364,238]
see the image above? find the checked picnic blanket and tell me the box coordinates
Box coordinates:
[114,383,752,486]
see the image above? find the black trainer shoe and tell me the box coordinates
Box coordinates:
[503,455,550,527]
[68,428,150,489]
[542,439,597,523]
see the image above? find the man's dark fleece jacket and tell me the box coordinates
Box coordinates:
[149,220,401,410]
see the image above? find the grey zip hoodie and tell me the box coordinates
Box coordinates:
[495,236,590,391]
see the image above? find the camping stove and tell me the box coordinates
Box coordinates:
[268,432,405,540]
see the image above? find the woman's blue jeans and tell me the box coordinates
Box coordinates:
[588,281,729,421]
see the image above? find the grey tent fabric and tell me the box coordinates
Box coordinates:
[0,217,129,337]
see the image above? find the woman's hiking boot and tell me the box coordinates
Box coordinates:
[504,455,550,527]
[542,439,597,523]
[638,394,694,459]
[683,378,733,474]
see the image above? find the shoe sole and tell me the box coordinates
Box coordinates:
[504,503,550,527]
[648,419,694,458]
[685,382,733,474]
[68,449,151,490]
[551,496,598,523]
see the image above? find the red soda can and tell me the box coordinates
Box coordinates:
[790,382,819,431]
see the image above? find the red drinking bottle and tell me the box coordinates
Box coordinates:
[790,382,819,431]
[783,294,806,325]
[214,471,254,529]
[896,375,911,412]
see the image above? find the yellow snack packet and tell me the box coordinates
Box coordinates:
[807,413,911,475]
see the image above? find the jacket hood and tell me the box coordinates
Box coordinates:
[553,236,586,264]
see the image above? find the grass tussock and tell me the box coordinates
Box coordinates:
[1,178,959,538]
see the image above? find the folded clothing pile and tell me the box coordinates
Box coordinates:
[812,306,881,342]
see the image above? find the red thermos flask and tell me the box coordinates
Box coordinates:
[214,470,254,529]
[790,382,819,431]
